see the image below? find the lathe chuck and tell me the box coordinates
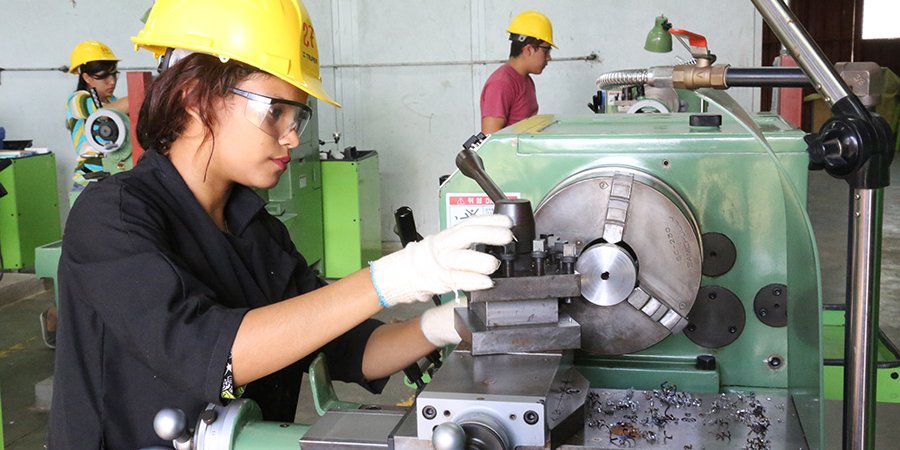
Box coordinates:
[535,167,702,355]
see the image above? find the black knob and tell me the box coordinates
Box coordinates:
[696,355,717,371]
[689,114,722,127]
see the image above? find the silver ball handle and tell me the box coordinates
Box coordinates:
[153,408,193,450]
[432,421,466,450]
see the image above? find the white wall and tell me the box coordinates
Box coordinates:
[0,0,763,241]
[0,0,157,225]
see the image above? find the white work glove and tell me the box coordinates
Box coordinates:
[370,214,512,308]
[421,298,467,347]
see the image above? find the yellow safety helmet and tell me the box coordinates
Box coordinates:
[69,40,119,74]
[507,10,556,48]
[132,0,339,107]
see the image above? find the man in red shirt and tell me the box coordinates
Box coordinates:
[480,11,555,134]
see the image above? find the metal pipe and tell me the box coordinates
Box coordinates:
[0,66,156,73]
[843,188,882,450]
[752,0,852,106]
[725,67,809,87]
[321,53,600,69]
[0,54,601,74]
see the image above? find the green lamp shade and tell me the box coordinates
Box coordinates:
[644,15,673,53]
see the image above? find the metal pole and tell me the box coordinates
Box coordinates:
[752,0,851,106]
[844,188,882,450]
[750,2,888,450]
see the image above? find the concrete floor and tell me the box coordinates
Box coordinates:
[1,165,899,449]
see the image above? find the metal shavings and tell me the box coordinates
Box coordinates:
[584,388,778,450]
[609,421,641,447]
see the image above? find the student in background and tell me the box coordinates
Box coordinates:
[480,11,555,134]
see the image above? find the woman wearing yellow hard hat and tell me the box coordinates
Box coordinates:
[66,40,130,189]
[37,41,134,353]
[48,0,512,448]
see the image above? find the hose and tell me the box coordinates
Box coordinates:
[596,66,674,91]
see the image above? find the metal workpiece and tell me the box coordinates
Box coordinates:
[536,167,701,355]
[672,64,729,90]
[576,244,638,307]
[844,188,882,450]
[456,308,582,355]
[752,0,852,106]
[415,351,588,449]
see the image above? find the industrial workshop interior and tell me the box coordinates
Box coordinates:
[1,0,899,449]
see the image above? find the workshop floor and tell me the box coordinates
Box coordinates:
[1,165,899,449]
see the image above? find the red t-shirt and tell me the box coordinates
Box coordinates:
[480,63,538,127]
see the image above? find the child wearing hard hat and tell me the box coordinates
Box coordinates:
[47,1,512,448]
[480,10,555,134]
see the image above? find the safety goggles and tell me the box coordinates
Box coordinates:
[229,87,313,139]
[88,70,119,81]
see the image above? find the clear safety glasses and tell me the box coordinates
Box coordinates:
[229,87,313,139]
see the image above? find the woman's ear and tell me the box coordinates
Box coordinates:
[81,72,91,87]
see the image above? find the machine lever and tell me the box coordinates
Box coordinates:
[456,147,507,203]
[152,408,193,450]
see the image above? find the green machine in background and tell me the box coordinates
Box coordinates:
[258,98,325,267]
[321,149,381,279]
[0,152,61,269]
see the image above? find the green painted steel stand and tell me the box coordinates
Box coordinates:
[823,307,900,403]
[260,99,325,268]
[0,153,61,269]
[321,151,381,278]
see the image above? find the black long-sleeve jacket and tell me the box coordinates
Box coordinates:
[49,150,385,449]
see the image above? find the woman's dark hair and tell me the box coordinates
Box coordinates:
[136,53,263,154]
[76,60,119,91]
[509,35,541,58]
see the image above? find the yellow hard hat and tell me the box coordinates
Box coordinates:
[507,10,556,48]
[132,0,339,107]
[69,40,119,74]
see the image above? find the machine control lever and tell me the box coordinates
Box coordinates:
[431,422,466,450]
[457,137,536,255]
[152,408,193,450]
[456,145,507,203]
